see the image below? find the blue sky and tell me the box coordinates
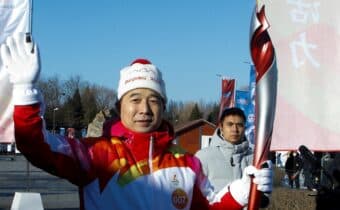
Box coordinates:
[32,0,255,103]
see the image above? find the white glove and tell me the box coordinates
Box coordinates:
[0,33,41,105]
[229,160,273,206]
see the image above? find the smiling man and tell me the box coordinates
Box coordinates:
[116,59,166,134]
[3,33,272,210]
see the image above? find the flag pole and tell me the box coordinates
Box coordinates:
[248,4,278,210]
[29,0,33,33]
[26,0,34,192]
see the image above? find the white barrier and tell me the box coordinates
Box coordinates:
[11,192,44,210]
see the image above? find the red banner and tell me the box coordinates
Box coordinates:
[218,78,236,120]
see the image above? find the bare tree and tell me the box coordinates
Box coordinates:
[164,100,183,125]
[63,75,85,99]
[81,85,99,125]
[91,85,116,110]
[37,75,64,129]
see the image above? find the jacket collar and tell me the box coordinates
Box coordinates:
[109,120,174,155]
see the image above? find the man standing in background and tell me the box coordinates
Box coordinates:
[285,152,303,189]
[196,107,269,207]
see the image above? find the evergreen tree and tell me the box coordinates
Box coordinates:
[207,103,219,125]
[189,103,202,121]
[70,88,84,130]
[61,96,73,128]
[82,86,99,125]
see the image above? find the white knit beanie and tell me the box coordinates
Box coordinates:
[117,59,167,102]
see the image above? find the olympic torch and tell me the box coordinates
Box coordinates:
[248,5,278,210]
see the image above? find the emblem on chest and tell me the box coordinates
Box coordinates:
[170,174,189,209]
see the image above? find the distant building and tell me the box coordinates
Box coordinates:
[174,119,216,154]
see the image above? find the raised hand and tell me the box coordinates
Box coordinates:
[1,33,40,86]
[0,33,41,105]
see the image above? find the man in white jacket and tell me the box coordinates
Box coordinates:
[196,107,270,208]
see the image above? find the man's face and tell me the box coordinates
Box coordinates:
[120,88,164,133]
[220,115,245,144]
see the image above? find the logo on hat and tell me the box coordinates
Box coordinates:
[117,58,167,102]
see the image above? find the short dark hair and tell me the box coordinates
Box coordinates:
[219,107,246,123]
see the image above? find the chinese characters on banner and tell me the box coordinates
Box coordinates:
[258,0,340,151]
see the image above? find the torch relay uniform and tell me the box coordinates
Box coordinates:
[3,33,272,210]
[15,104,243,209]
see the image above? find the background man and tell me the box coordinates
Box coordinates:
[285,151,303,189]
[196,107,269,207]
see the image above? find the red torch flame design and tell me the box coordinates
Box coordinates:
[248,5,278,210]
